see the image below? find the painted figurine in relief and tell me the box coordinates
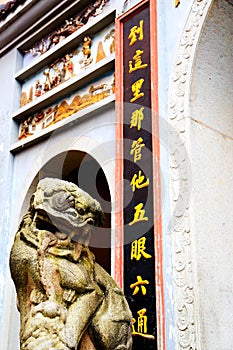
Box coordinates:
[47,31,61,51]
[43,69,52,92]
[51,64,62,87]
[63,54,74,81]
[62,18,81,36]
[10,178,132,350]
[18,117,32,140]
[80,36,93,68]
[34,79,43,98]
[82,36,92,58]
[105,28,115,54]
[47,20,78,51]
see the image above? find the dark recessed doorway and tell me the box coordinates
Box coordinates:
[39,150,111,273]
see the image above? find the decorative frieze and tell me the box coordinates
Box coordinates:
[18,71,115,140]
[20,23,115,108]
[12,2,116,145]
[23,0,110,60]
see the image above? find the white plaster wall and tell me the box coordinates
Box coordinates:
[0,49,19,345]
[190,1,233,348]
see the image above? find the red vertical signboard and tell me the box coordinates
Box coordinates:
[115,0,164,349]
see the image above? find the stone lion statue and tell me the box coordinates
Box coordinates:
[10,178,132,350]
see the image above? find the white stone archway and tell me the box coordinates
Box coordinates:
[168,0,233,349]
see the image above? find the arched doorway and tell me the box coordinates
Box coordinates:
[29,150,112,273]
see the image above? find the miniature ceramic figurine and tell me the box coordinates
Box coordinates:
[10,178,132,350]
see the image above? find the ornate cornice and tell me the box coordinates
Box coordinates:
[0,0,27,22]
[168,0,213,349]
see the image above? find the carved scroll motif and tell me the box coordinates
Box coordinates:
[168,1,212,349]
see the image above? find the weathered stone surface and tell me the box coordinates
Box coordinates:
[10,178,132,350]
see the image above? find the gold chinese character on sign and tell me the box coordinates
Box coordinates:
[130,275,149,296]
[130,78,144,103]
[129,203,148,226]
[130,107,144,131]
[131,237,152,261]
[129,49,148,73]
[128,20,144,46]
[130,137,145,163]
[175,0,180,7]
[130,170,149,192]
[132,308,155,339]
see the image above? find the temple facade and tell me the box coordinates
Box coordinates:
[0,0,232,349]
